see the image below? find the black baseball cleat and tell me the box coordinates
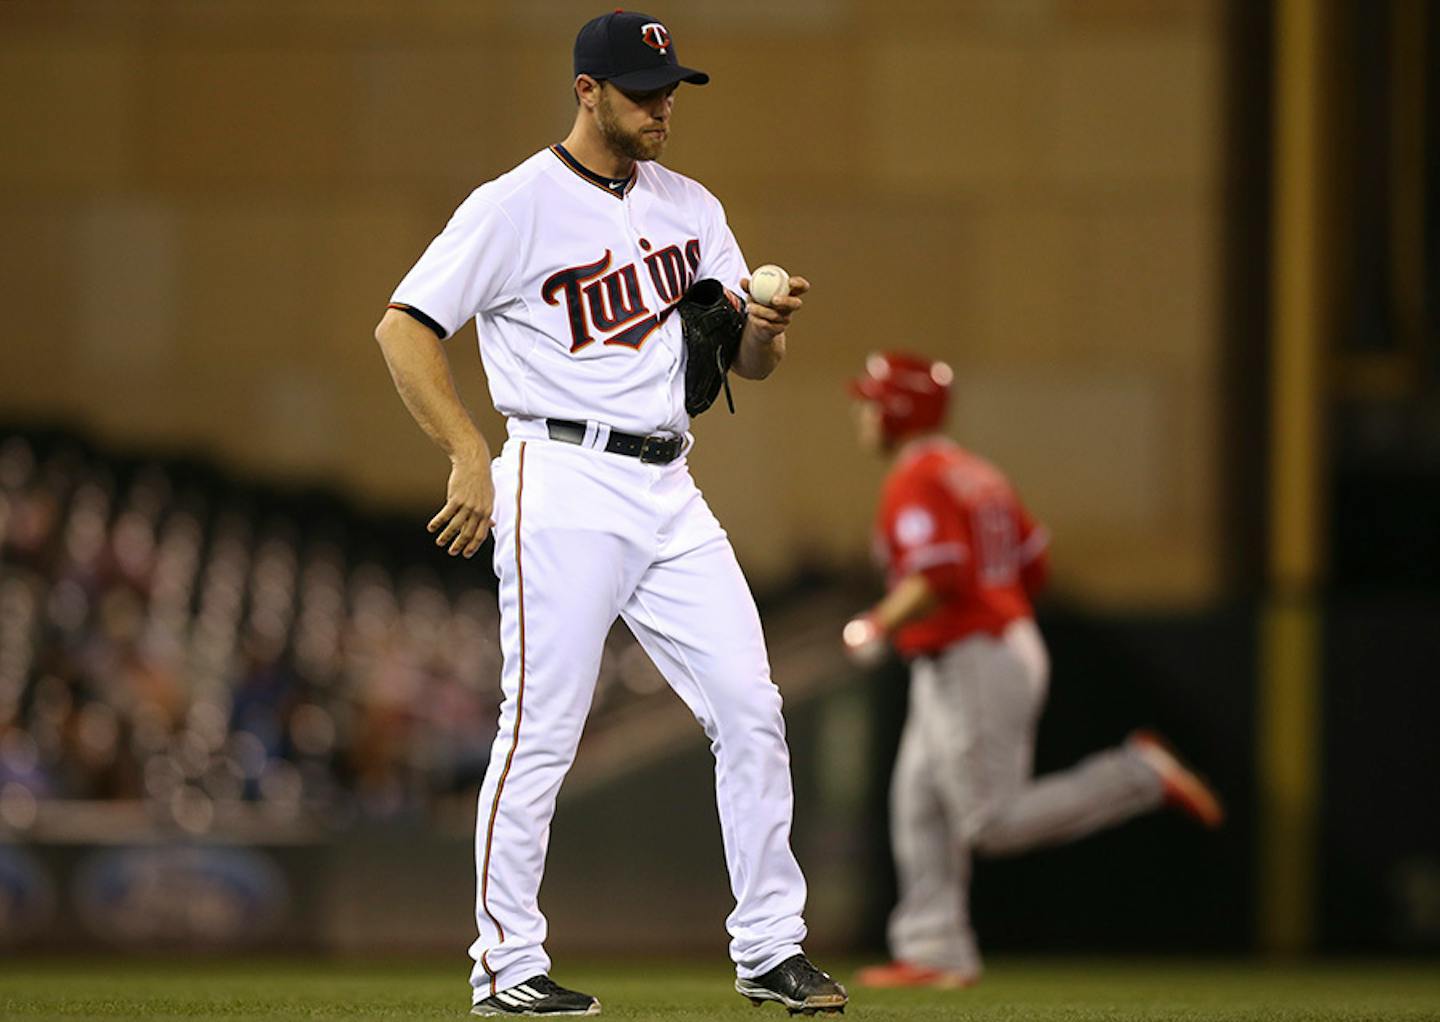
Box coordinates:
[471,975,601,1016]
[735,954,848,1015]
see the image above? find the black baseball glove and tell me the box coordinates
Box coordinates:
[678,278,747,417]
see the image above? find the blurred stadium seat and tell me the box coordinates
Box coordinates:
[0,428,679,840]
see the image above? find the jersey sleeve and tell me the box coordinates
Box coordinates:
[389,191,521,340]
[1016,501,1051,596]
[695,192,749,296]
[882,473,971,599]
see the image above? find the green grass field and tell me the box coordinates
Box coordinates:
[3,958,1438,1021]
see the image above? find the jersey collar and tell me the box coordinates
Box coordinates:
[549,144,638,200]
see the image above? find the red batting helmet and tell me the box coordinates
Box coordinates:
[848,351,954,445]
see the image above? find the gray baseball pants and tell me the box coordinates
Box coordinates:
[887,618,1163,975]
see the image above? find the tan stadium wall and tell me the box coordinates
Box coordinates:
[0,0,1226,609]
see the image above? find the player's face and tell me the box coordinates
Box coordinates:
[596,81,677,162]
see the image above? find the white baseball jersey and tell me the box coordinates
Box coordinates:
[388,142,810,1002]
[391,144,749,437]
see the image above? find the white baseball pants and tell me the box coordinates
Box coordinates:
[469,432,808,1000]
[887,618,1163,975]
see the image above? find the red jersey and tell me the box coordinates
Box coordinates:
[874,438,1050,657]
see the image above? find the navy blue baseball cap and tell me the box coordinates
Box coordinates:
[574,10,709,91]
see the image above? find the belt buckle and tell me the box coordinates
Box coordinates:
[639,435,668,464]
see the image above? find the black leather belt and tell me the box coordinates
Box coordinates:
[545,419,684,465]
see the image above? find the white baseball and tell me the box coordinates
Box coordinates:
[748,264,790,307]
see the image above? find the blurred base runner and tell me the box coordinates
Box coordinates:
[842,352,1224,989]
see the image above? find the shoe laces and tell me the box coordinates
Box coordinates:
[784,956,834,984]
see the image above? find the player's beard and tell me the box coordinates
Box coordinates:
[596,88,667,163]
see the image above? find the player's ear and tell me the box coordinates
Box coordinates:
[574,75,602,109]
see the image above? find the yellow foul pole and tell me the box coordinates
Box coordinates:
[1260,0,1328,955]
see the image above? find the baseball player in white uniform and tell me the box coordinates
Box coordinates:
[841,352,1225,990]
[373,11,846,1018]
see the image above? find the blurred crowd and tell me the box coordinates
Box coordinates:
[0,432,666,836]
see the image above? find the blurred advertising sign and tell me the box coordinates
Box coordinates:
[0,845,56,944]
[74,845,288,947]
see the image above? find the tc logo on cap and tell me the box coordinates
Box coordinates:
[640,21,670,53]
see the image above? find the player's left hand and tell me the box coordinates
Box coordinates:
[741,275,809,343]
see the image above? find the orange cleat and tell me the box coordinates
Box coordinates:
[853,961,978,990]
[1130,729,1226,829]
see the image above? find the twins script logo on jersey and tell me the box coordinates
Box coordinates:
[542,241,702,352]
[640,22,671,54]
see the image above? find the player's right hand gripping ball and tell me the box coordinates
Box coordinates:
[748,264,791,307]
